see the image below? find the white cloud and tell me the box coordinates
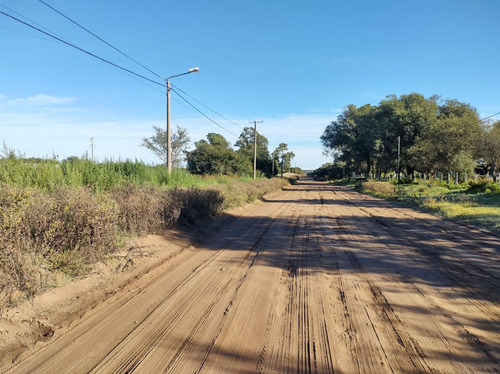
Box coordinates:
[1,94,334,169]
[0,94,77,107]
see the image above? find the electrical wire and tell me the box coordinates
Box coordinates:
[171,83,244,130]
[36,0,164,81]
[1,7,252,138]
[170,87,238,137]
[0,2,68,42]
[0,25,61,43]
[480,111,500,123]
[0,10,165,88]
[33,1,251,135]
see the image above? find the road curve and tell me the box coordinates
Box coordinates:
[3,178,499,373]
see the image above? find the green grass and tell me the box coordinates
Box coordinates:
[0,156,256,191]
[349,179,500,232]
[420,193,500,231]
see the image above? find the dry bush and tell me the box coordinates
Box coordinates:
[170,187,225,224]
[0,177,288,307]
[0,185,119,305]
[112,185,168,234]
[361,181,397,197]
[209,178,288,210]
[214,182,249,209]
[112,185,223,230]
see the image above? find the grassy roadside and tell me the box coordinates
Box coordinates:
[336,179,500,232]
[0,157,258,191]
[0,171,289,309]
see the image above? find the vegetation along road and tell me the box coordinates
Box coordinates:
[3,178,499,373]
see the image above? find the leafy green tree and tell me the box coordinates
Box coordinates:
[321,93,483,180]
[283,151,296,172]
[474,121,500,180]
[321,104,379,175]
[409,99,480,177]
[377,93,438,176]
[234,127,271,175]
[141,125,190,168]
[273,143,295,176]
[186,133,251,175]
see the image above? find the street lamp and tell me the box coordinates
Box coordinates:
[164,67,199,174]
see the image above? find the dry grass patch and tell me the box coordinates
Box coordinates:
[1,178,289,308]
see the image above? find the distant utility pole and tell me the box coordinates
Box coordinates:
[90,137,95,162]
[249,120,263,179]
[397,135,401,183]
[271,152,275,177]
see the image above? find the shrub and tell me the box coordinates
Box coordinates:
[361,181,397,197]
[112,184,168,234]
[0,177,288,307]
[0,185,119,305]
[467,179,500,194]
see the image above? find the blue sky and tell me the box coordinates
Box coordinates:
[1,0,499,169]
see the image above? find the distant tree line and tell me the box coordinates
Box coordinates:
[142,126,296,177]
[320,93,500,181]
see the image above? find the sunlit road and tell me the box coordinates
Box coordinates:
[4,178,499,373]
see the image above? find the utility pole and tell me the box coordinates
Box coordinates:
[166,79,172,174]
[397,135,401,183]
[90,137,95,162]
[271,152,274,177]
[249,120,263,179]
[164,67,199,175]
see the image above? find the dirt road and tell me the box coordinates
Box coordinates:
[3,178,499,373]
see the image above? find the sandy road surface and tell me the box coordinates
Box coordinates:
[3,178,499,373]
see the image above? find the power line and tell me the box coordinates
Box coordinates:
[0,2,68,42]
[172,83,245,130]
[0,25,61,43]
[36,0,163,81]
[170,87,238,137]
[0,10,164,88]
[2,8,250,138]
[480,111,500,123]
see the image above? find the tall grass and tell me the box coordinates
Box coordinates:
[0,156,251,191]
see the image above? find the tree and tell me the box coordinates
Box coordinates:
[474,121,500,180]
[234,127,271,175]
[320,104,379,175]
[186,133,251,175]
[408,98,480,177]
[273,143,295,176]
[377,93,438,177]
[141,125,190,167]
[284,151,296,172]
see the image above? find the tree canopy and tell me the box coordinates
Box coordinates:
[141,125,190,168]
[235,127,271,175]
[186,133,250,175]
[321,93,485,179]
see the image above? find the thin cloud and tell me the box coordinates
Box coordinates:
[1,94,77,107]
[1,101,333,169]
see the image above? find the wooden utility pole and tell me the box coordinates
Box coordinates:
[90,137,95,162]
[249,120,263,179]
[397,135,401,183]
[271,152,274,176]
